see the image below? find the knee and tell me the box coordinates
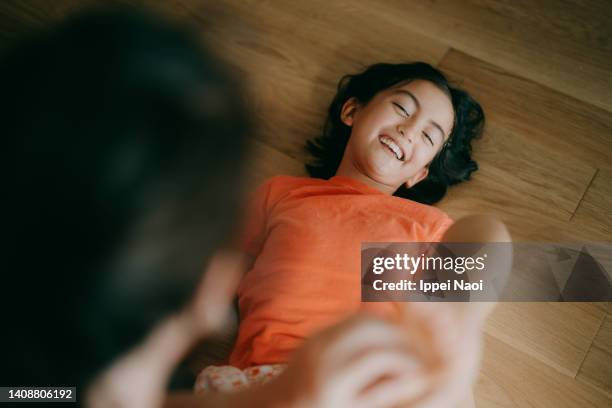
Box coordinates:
[444,214,511,243]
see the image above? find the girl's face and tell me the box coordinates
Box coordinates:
[340,80,455,192]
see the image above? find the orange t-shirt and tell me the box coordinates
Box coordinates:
[229,175,454,368]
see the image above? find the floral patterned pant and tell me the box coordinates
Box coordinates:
[194,364,287,393]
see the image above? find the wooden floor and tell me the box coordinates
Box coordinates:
[1,1,610,406]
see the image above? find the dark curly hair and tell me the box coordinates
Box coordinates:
[306,62,484,204]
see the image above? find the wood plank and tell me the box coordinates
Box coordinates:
[437,174,581,242]
[436,122,596,225]
[245,140,306,189]
[571,168,612,239]
[177,0,450,161]
[476,334,612,407]
[435,49,612,243]
[577,313,612,397]
[483,302,606,377]
[347,0,612,112]
[438,49,612,172]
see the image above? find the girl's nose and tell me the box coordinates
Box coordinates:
[397,124,413,143]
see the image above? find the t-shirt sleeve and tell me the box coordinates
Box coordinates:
[234,178,276,257]
[430,214,454,242]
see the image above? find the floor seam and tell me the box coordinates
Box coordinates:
[569,168,599,222]
[574,312,606,379]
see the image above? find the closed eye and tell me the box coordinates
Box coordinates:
[393,101,434,146]
[392,102,410,117]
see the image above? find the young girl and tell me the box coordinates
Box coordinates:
[195,62,503,399]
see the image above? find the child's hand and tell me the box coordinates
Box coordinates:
[394,301,487,408]
[276,303,487,408]
[189,249,252,334]
[276,314,428,408]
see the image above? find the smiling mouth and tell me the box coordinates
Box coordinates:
[379,135,405,161]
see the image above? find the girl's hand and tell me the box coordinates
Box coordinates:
[276,315,428,408]
[280,302,486,408]
[393,301,488,408]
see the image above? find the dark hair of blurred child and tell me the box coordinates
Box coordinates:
[0,8,250,390]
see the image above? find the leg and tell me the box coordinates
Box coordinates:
[398,215,511,407]
[441,214,512,320]
[441,215,511,407]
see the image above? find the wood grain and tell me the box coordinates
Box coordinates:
[571,168,612,239]
[348,0,612,112]
[484,302,606,377]
[177,0,451,161]
[577,313,612,397]
[476,333,612,407]
[438,50,612,173]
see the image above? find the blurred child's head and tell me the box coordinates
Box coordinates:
[0,8,250,391]
[306,63,484,204]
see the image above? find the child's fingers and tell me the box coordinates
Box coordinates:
[191,250,248,334]
[324,317,410,367]
[411,332,483,408]
[334,350,425,405]
[398,301,488,356]
[355,370,430,408]
[392,302,454,363]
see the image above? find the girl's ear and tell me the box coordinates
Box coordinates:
[404,167,429,189]
[340,97,360,126]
